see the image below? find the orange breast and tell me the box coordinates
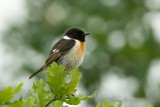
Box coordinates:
[77,41,85,57]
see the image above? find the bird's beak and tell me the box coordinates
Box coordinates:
[84,32,90,36]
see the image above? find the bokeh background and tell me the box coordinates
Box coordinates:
[0,0,160,107]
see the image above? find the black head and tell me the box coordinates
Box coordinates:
[65,28,89,42]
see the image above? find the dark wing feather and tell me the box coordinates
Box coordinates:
[29,38,75,79]
[49,38,75,55]
[45,52,64,65]
[46,38,75,64]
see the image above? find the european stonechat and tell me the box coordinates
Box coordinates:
[29,28,89,79]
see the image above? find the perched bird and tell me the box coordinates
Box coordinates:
[29,28,89,79]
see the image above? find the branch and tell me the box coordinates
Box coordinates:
[45,97,56,107]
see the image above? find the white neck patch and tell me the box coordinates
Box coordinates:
[63,35,72,40]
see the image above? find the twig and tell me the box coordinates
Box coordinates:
[45,97,56,107]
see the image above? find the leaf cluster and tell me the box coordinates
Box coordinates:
[0,83,24,106]
[0,62,154,107]
[0,62,96,107]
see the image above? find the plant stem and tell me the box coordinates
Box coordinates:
[45,97,56,107]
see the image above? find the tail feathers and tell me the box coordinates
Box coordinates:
[29,66,45,79]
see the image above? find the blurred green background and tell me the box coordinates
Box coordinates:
[0,0,160,107]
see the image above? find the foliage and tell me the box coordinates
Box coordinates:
[0,83,23,105]
[96,101,115,107]
[0,62,96,107]
[0,62,154,107]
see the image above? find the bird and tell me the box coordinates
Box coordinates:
[29,28,89,79]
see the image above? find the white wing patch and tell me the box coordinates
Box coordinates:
[52,49,59,53]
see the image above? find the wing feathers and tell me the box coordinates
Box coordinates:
[29,38,75,79]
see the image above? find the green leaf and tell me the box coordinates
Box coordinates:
[148,105,153,107]
[54,100,62,107]
[46,62,67,95]
[14,83,23,94]
[10,101,24,107]
[96,103,101,107]
[81,96,90,100]
[64,68,82,95]
[33,78,51,106]
[64,92,96,105]
[49,104,53,107]
[102,101,108,107]
[0,83,23,105]
[25,96,36,107]
[65,97,82,105]
[0,86,14,105]
[28,89,38,105]
[32,83,36,92]
[96,100,116,107]
[28,96,36,107]
[108,104,116,107]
